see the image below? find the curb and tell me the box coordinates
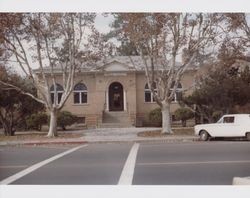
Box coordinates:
[0,141,88,146]
[232,177,250,185]
[0,137,199,146]
[84,137,199,144]
[23,141,88,146]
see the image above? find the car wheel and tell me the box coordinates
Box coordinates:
[199,130,209,141]
[246,133,250,141]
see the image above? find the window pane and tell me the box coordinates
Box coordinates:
[223,117,234,123]
[58,93,63,104]
[82,92,87,103]
[50,84,63,91]
[74,92,80,104]
[51,93,54,104]
[145,91,151,102]
[169,90,175,101]
[176,91,182,101]
[74,83,87,91]
[152,91,157,102]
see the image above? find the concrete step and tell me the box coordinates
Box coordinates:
[102,111,131,124]
[103,118,130,123]
[98,123,133,128]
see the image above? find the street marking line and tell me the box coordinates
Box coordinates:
[138,160,250,166]
[0,144,87,185]
[118,143,139,185]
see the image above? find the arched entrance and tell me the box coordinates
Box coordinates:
[109,82,124,111]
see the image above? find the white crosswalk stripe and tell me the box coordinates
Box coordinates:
[118,143,139,185]
[0,144,87,185]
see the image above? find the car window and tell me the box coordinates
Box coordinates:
[223,116,235,123]
[217,118,223,123]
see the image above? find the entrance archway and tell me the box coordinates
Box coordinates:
[109,82,124,111]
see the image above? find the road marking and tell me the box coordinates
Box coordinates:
[0,144,87,185]
[118,143,139,185]
[138,160,250,166]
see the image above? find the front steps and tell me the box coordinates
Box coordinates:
[99,111,133,128]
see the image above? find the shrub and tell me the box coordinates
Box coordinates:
[174,107,194,127]
[26,113,48,131]
[148,108,162,127]
[57,111,77,130]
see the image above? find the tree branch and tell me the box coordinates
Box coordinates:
[0,80,46,105]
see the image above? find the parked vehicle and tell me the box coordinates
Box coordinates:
[194,114,250,141]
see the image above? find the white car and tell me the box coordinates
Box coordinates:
[194,114,250,141]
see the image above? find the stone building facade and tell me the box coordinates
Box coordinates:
[44,56,197,128]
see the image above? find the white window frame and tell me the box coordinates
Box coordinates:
[50,84,64,105]
[144,84,157,103]
[170,83,183,103]
[171,88,183,102]
[73,83,88,104]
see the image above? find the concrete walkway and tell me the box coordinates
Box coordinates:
[0,127,199,146]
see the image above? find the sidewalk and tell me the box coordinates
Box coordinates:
[0,127,199,146]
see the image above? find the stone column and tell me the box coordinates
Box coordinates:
[124,89,127,111]
[106,90,109,111]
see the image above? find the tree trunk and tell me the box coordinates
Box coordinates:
[161,102,173,134]
[47,109,58,138]
[3,124,14,136]
[3,123,10,136]
[200,114,204,124]
[1,119,14,136]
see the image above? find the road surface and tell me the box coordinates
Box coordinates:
[1,141,250,185]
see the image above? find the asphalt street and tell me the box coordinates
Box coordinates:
[0,141,250,185]
[134,142,250,185]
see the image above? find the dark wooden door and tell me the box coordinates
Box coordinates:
[109,82,124,111]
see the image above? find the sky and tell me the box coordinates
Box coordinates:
[0,0,250,12]
[95,14,114,34]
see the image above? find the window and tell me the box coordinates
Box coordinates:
[223,116,235,123]
[50,84,64,105]
[170,82,183,102]
[73,83,87,104]
[145,83,157,103]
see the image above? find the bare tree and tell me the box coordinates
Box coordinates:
[119,13,224,134]
[0,13,105,137]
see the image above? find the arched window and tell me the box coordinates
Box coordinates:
[50,84,64,104]
[170,82,183,102]
[73,83,87,104]
[144,82,157,103]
